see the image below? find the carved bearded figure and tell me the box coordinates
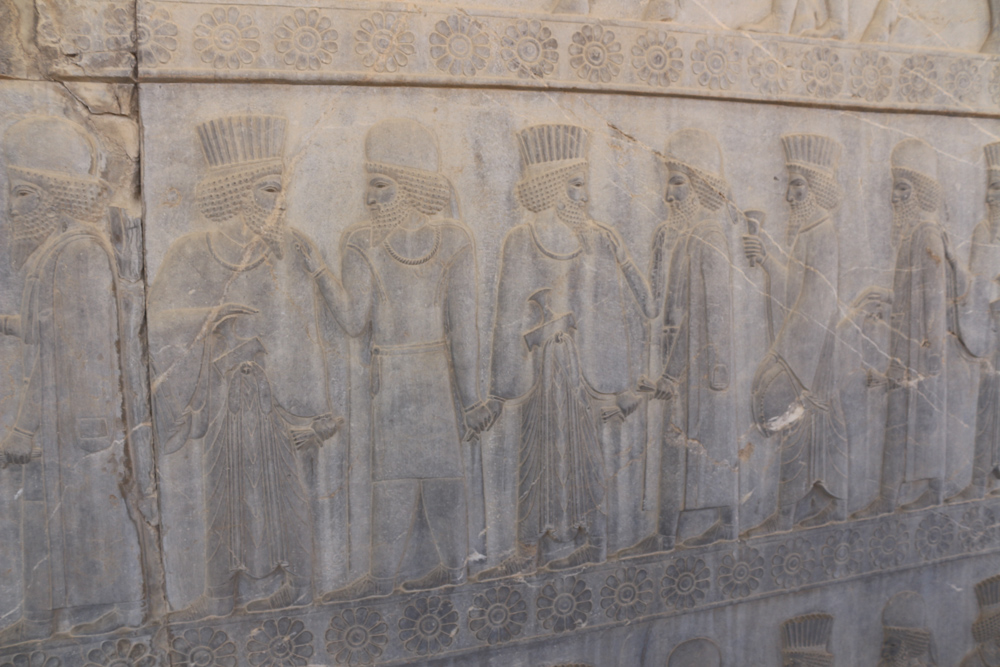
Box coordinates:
[948,142,1000,503]
[960,575,1000,667]
[480,124,655,580]
[0,117,145,644]
[743,134,848,537]
[301,119,490,601]
[149,116,338,621]
[879,592,937,667]
[780,614,835,667]
[620,129,737,556]
[853,139,965,518]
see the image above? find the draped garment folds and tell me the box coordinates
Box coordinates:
[657,217,736,510]
[966,219,1000,485]
[148,228,333,583]
[886,220,955,483]
[491,220,635,544]
[14,225,143,614]
[764,215,848,505]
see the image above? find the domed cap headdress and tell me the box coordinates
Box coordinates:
[365,118,454,217]
[780,614,834,667]
[4,116,108,224]
[891,138,942,212]
[515,124,589,213]
[781,133,843,211]
[664,128,729,212]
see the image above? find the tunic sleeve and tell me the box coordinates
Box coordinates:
[490,226,537,401]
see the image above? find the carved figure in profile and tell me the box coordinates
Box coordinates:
[959,574,1000,667]
[878,592,937,667]
[299,119,491,601]
[149,115,339,621]
[0,116,146,644]
[479,123,655,580]
[861,0,1000,52]
[948,142,1000,504]
[742,134,848,537]
[667,637,722,666]
[853,139,966,519]
[620,129,736,556]
[740,0,847,39]
[780,613,834,667]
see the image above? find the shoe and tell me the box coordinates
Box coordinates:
[613,534,674,559]
[168,595,234,623]
[546,544,603,571]
[0,618,52,646]
[70,609,126,636]
[850,495,895,520]
[740,510,793,539]
[796,499,845,529]
[321,576,393,604]
[245,583,310,612]
[682,520,734,548]
[899,487,940,512]
[400,566,463,593]
[473,556,534,583]
[946,484,986,504]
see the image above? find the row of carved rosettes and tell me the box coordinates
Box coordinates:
[2,498,997,666]
[131,1,1000,115]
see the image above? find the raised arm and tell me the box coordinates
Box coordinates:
[445,237,482,411]
[295,234,372,338]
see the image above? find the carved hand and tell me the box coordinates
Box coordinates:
[615,390,641,419]
[710,363,730,391]
[311,413,343,442]
[605,229,629,265]
[464,402,495,437]
[742,234,766,266]
[294,240,320,275]
[653,375,677,401]
[1,429,34,466]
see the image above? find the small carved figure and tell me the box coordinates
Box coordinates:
[619,129,737,555]
[149,115,338,621]
[878,592,937,667]
[740,0,847,39]
[948,142,1000,504]
[959,574,1000,667]
[742,134,848,537]
[479,123,654,580]
[861,0,1000,52]
[0,117,145,644]
[300,119,490,601]
[667,637,722,666]
[780,613,834,667]
[853,139,966,519]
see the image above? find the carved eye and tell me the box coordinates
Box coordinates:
[262,185,279,194]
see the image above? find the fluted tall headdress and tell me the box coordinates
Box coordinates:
[365,118,454,217]
[882,592,934,660]
[664,129,728,212]
[4,116,109,225]
[891,138,941,213]
[782,134,843,211]
[780,614,834,667]
[515,124,589,213]
[973,574,1000,643]
[985,143,1000,172]
[195,115,286,223]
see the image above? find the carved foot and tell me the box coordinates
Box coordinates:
[739,13,790,34]
[796,499,846,529]
[321,576,393,604]
[803,20,846,39]
[898,487,941,512]
[400,566,464,593]
[850,496,895,520]
[681,520,735,548]
[946,484,986,504]
[614,533,674,559]
[982,29,1000,54]
[168,595,234,623]
[740,510,793,539]
[474,555,534,583]
[0,619,52,646]
[70,609,126,637]
[642,0,677,21]
[546,544,603,571]
[245,583,310,613]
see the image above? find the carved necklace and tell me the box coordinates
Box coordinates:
[207,232,268,272]
[382,226,441,266]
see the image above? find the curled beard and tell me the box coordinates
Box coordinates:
[10,192,60,271]
[668,192,700,230]
[891,196,921,249]
[243,199,286,260]
[369,193,409,236]
[788,193,820,246]
[555,193,588,230]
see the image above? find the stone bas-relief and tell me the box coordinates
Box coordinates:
[6,0,1000,661]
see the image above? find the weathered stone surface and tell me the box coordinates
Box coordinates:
[3,1,1000,666]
